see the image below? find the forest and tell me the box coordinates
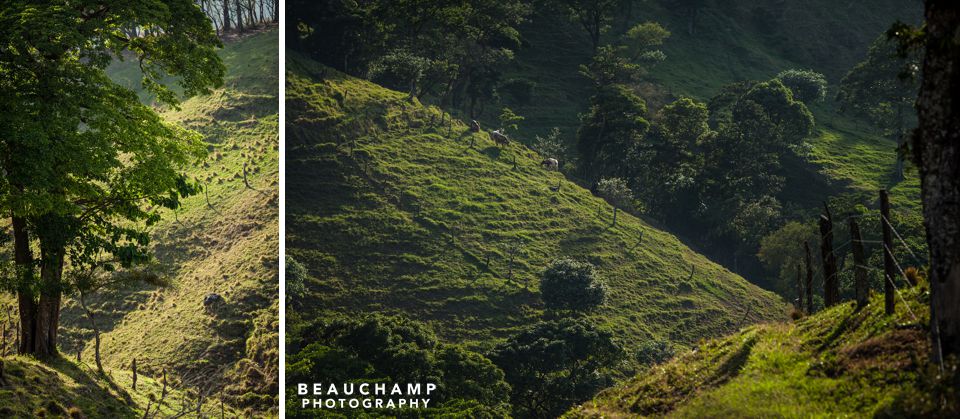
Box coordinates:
[0,1,279,417]
[286,0,958,417]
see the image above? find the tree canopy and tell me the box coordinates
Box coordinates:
[0,0,224,357]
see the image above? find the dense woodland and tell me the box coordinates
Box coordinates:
[287,0,958,417]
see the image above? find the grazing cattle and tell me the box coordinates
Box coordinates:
[203,293,225,313]
[490,129,509,147]
[470,120,481,132]
[541,158,559,171]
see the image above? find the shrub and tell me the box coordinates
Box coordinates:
[635,339,675,366]
[540,258,605,312]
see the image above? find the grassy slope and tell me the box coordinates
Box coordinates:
[42,27,279,412]
[0,356,241,418]
[502,1,922,210]
[567,285,935,417]
[285,53,785,356]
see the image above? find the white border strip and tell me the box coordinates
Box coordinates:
[277,0,287,415]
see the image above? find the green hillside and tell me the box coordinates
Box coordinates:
[1,26,279,415]
[285,52,785,356]
[565,284,953,417]
[0,356,241,417]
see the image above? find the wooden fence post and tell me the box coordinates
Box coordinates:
[849,218,869,308]
[804,241,814,314]
[796,263,803,311]
[880,189,896,315]
[819,203,839,307]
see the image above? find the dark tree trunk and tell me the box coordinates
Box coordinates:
[819,204,839,307]
[914,0,960,364]
[235,0,244,32]
[880,189,896,315]
[12,215,58,358]
[12,216,37,356]
[34,248,64,358]
[223,0,231,31]
[796,263,803,310]
[849,218,869,308]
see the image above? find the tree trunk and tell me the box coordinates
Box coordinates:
[235,0,244,32]
[914,0,960,364]
[222,0,231,32]
[34,249,64,358]
[849,218,869,308]
[78,293,103,373]
[12,215,38,356]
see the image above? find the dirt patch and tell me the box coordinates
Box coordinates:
[838,328,928,373]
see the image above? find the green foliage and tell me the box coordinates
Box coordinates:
[0,0,224,360]
[286,255,308,306]
[735,79,815,147]
[532,127,569,162]
[632,97,710,218]
[490,317,623,418]
[775,69,828,103]
[288,0,530,114]
[634,339,675,366]
[595,178,633,208]
[757,220,820,296]
[576,84,649,180]
[498,107,525,135]
[837,34,920,136]
[623,22,671,63]
[561,0,623,51]
[286,315,512,416]
[541,258,606,312]
[367,48,433,97]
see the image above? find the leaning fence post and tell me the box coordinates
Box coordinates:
[880,189,896,315]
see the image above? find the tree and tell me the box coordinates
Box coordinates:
[286,315,512,415]
[579,22,669,88]
[540,259,606,312]
[776,69,828,104]
[838,34,921,181]
[435,345,511,411]
[632,97,711,219]
[288,0,530,115]
[498,107,525,136]
[367,48,432,99]
[532,127,568,162]
[596,177,633,226]
[758,221,820,297]
[576,85,650,181]
[734,79,815,147]
[0,1,223,357]
[905,3,960,365]
[285,255,308,308]
[562,0,623,52]
[635,339,675,366]
[622,22,670,64]
[490,318,622,418]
